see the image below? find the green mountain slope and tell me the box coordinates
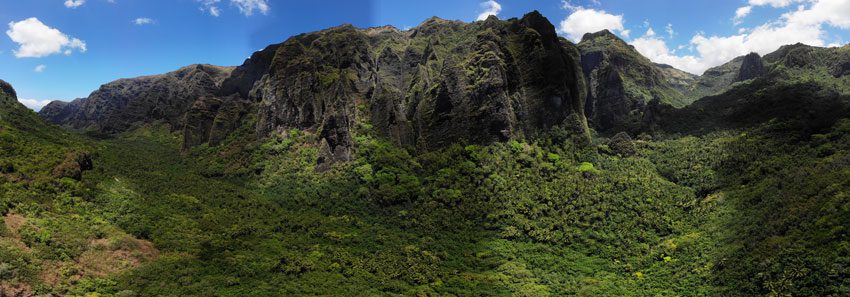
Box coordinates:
[1,13,848,297]
[0,81,160,296]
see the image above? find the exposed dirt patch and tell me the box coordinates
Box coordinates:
[77,236,159,277]
[38,261,73,288]
[3,214,25,235]
[39,236,159,287]
[0,281,32,297]
[2,213,31,252]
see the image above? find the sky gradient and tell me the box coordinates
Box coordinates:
[2,0,849,110]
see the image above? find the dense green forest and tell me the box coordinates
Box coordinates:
[3,78,850,295]
[3,10,850,296]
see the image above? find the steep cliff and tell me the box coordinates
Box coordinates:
[735,52,766,81]
[577,30,690,133]
[41,64,233,133]
[40,12,592,167]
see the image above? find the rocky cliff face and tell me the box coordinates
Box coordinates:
[245,12,588,165]
[0,79,16,100]
[182,94,253,149]
[736,52,766,81]
[39,11,590,167]
[577,30,689,133]
[41,64,234,133]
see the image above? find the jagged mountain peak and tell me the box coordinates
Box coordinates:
[0,79,16,99]
[736,52,766,82]
[580,29,621,43]
[577,29,692,133]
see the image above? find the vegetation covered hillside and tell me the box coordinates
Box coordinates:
[1,13,848,297]
[0,81,159,296]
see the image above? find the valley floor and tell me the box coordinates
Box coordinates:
[2,117,850,296]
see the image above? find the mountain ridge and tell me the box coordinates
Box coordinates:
[36,12,849,158]
[43,11,593,168]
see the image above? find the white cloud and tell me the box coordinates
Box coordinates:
[198,0,220,16]
[749,0,804,8]
[6,18,87,58]
[230,0,270,16]
[631,30,705,74]
[734,6,753,25]
[209,6,221,17]
[198,0,268,16]
[559,8,628,41]
[34,64,46,72]
[631,0,850,75]
[665,23,674,38]
[64,0,85,8]
[17,99,53,111]
[133,18,154,25]
[476,1,502,21]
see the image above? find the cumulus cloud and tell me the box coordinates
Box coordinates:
[631,0,850,75]
[18,99,53,111]
[476,0,502,21]
[64,0,85,8]
[6,18,87,58]
[631,31,705,74]
[559,8,627,41]
[133,18,155,25]
[34,64,46,72]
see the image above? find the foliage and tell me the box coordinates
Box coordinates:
[2,79,850,295]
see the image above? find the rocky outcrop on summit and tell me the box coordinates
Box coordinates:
[40,98,85,125]
[0,79,16,99]
[736,53,766,82]
[41,64,234,133]
[577,30,689,133]
[0,79,21,113]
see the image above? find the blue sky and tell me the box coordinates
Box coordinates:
[2,0,848,110]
